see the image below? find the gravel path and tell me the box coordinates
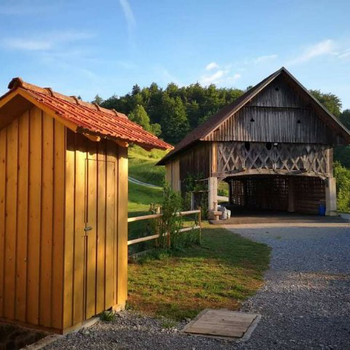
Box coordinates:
[44,222,350,350]
[229,223,350,350]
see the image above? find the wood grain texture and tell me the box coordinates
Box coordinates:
[40,114,54,326]
[117,145,128,306]
[0,127,6,317]
[4,118,18,319]
[86,143,97,319]
[0,116,128,332]
[73,135,86,325]
[63,130,75,329]
[96,144,106,313]
[27,107,42,325]
[51,121,65,329]
[15,112,29,322]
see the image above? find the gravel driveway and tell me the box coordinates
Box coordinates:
[230,222,350,350]
[44,221,350,350]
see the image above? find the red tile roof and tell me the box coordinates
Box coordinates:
[5,78,172,150]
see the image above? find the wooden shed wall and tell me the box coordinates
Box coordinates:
[0,106,65,330]
[204,75,334,144]
[165,159,180,192]
[166,143,211,192]
[63,130,128,330]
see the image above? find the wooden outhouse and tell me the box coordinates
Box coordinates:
[0,78,171,333]
[159,68,350,216]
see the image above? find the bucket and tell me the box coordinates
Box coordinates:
[318,203,326,216]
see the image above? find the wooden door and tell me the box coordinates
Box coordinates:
[84,158,116,320]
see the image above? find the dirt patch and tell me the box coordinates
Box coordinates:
[0,323,48,350]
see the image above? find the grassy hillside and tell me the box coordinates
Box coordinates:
[129,145,168,187]
[128,182,163,214]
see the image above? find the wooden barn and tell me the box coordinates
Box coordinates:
[0,78,171,333]
[158,67,350,217]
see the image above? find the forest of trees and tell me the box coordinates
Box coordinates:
[97,83,243,145]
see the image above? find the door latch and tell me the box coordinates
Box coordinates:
[84,226,93,232]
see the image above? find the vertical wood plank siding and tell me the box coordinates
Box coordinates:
[204,75,333,144]
[0,106,65,329]
[0,107,128,332]
[63,131,127,330]
[177,142,211,190]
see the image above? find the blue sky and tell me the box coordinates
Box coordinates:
[1,0,350,109]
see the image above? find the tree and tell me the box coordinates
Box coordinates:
[310,90,342,118]
[128,104,162,136]
[340,109,350,131]
[92,94,103,105]
[161,95,190,145]
[132,84,141,96]
[129,104,152,131]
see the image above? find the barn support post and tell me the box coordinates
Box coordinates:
[208,177,218,217]
[325,177,337,216]
[288,177,295,212]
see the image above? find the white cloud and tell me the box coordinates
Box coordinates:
[4,39,52,51]
[201,70,225,84]
[200,68,241,86]
[338,49,350,59]
[206,62,219,71]
[2,31,95,52]
[252,54,278,64]
[288,39,336,65]
[119,0,136,31]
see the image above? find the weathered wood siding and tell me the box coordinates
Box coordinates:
[294,177,325,214]
[63,130,128,331]
[165,159,180,191]
[179,142,211,190]
[0,106,65,330]
[204,75,334,144]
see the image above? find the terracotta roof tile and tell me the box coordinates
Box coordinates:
[5,78,172,150]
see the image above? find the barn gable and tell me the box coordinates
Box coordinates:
[158,67,350,165]
[204,74,334,144]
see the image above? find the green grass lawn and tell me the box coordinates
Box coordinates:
[127,146,270,321]
[128,225,270,321]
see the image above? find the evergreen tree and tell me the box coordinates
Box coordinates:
[128,104,162,136]
[92,94,103,105]
[129,104,152,131]
[162,95,190,144]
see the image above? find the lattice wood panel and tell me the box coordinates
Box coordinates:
[217,142,329,177]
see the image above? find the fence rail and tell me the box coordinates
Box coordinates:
[127,209,201,246]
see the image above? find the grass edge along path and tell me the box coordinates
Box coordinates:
[128,226,270,321]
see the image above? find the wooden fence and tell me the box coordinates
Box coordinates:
[127,209,201,247]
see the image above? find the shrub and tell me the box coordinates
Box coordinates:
[334,161,350,213]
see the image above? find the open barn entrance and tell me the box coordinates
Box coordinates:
[226,175,326,215]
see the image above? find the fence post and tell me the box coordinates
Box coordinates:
[198,206,202,245]
[155,206,161,247]
[167,230,171,248]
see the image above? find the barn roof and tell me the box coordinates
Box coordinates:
[0,78,172,150]
[158,67,350,164]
